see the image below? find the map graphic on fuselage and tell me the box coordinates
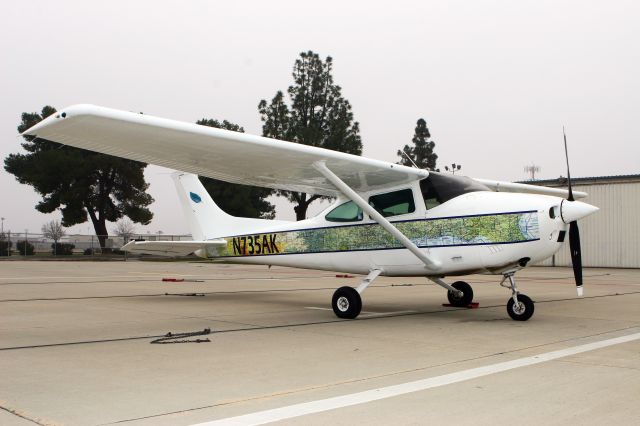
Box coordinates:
[219,211,540,257]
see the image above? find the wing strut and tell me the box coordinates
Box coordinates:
[313,161,442,271]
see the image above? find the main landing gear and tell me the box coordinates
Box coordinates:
[446,281,474,307]
[332,286,362,319]
[433,273,534,321]
[331,270,534,321]
[331,270,381,319]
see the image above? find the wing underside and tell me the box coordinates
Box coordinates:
[24,104,586,199]
[23,104,428,196]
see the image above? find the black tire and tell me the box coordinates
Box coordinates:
[332,286,362,319]
[447,281,474,307]
[507,294,534,321]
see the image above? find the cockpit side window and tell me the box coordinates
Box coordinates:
[326,201,363,222]
[420,172,490,209]
[421,178,442,210]
[368,188,416,218]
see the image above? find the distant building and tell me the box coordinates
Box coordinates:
[525,174,640,268]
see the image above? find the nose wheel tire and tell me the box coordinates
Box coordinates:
[447,281,474,307]
[332,286,362,319]
[507,294,534,321]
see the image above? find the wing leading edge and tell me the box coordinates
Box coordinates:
[23,104,428,196]
[23,104,586,200]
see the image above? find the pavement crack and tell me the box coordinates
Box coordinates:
[555,359,640,371]
[0,404,47,425]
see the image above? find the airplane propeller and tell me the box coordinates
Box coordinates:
[562,128,583,297]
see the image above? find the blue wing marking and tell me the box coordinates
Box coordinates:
[189,192,202,203]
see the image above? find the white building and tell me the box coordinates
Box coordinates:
[529,175,640,268]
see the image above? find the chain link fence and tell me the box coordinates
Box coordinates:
[0,231,192,259]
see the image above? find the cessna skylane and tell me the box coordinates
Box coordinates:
[24,105,598,321]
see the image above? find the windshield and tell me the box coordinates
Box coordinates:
[325,201,363,222]
[420,172,489,209]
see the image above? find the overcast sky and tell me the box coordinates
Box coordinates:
[1,0,638,236]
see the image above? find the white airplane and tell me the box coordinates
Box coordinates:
[24,105,598,321]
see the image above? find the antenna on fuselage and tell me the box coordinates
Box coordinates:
[401,150,419,169]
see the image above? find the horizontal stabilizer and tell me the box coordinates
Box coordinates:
[121,240,226,257]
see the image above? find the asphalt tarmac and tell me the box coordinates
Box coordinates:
[1,261,639,425]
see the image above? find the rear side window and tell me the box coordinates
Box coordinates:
[368,189,415,217]
[326,201,363,222]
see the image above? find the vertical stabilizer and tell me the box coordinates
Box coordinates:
[172,172,283,239]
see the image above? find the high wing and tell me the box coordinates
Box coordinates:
[474,178,587,199]
[121,239,226,256]
[23,104,428,196]
[23,104,586,199]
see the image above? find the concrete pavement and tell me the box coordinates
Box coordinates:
[1,261,638,425]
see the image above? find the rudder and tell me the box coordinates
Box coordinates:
[172,172,283,239]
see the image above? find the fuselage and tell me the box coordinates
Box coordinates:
[203,175,581,277]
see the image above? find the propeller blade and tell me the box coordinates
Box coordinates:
[563,127,574,202]
[564,127,582,295]
[569,221,583,296]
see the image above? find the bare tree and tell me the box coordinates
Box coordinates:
[113,218,136,243]
[41,220,66,243]
[42,220,66,255]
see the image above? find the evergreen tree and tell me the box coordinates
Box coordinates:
[5,106,153,248]
[258,51,362,220]
[397,118,438,170]
[196,119,275,219]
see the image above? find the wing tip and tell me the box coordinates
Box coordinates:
[21,103,101,136]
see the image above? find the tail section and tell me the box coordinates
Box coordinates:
[172,173,284,239]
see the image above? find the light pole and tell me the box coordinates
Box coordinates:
[444,163,462,175]
[1,217,4,235]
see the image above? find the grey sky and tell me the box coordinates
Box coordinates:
[1,0,638,235]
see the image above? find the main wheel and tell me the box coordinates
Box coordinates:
[332,286,362,319]
[447,281,474,307]
[507,294,534,321]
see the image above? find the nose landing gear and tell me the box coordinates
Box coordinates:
[500,272,534,321]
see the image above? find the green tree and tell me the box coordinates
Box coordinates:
[4,106,154,248]
[196,119,275,219]
[16,240,35,256]
[258,51,362,220]
[397,118,438,170]
[0,233,11,256]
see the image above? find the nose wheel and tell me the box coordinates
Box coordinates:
[507,294,534,321]
[500,272,534,321]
